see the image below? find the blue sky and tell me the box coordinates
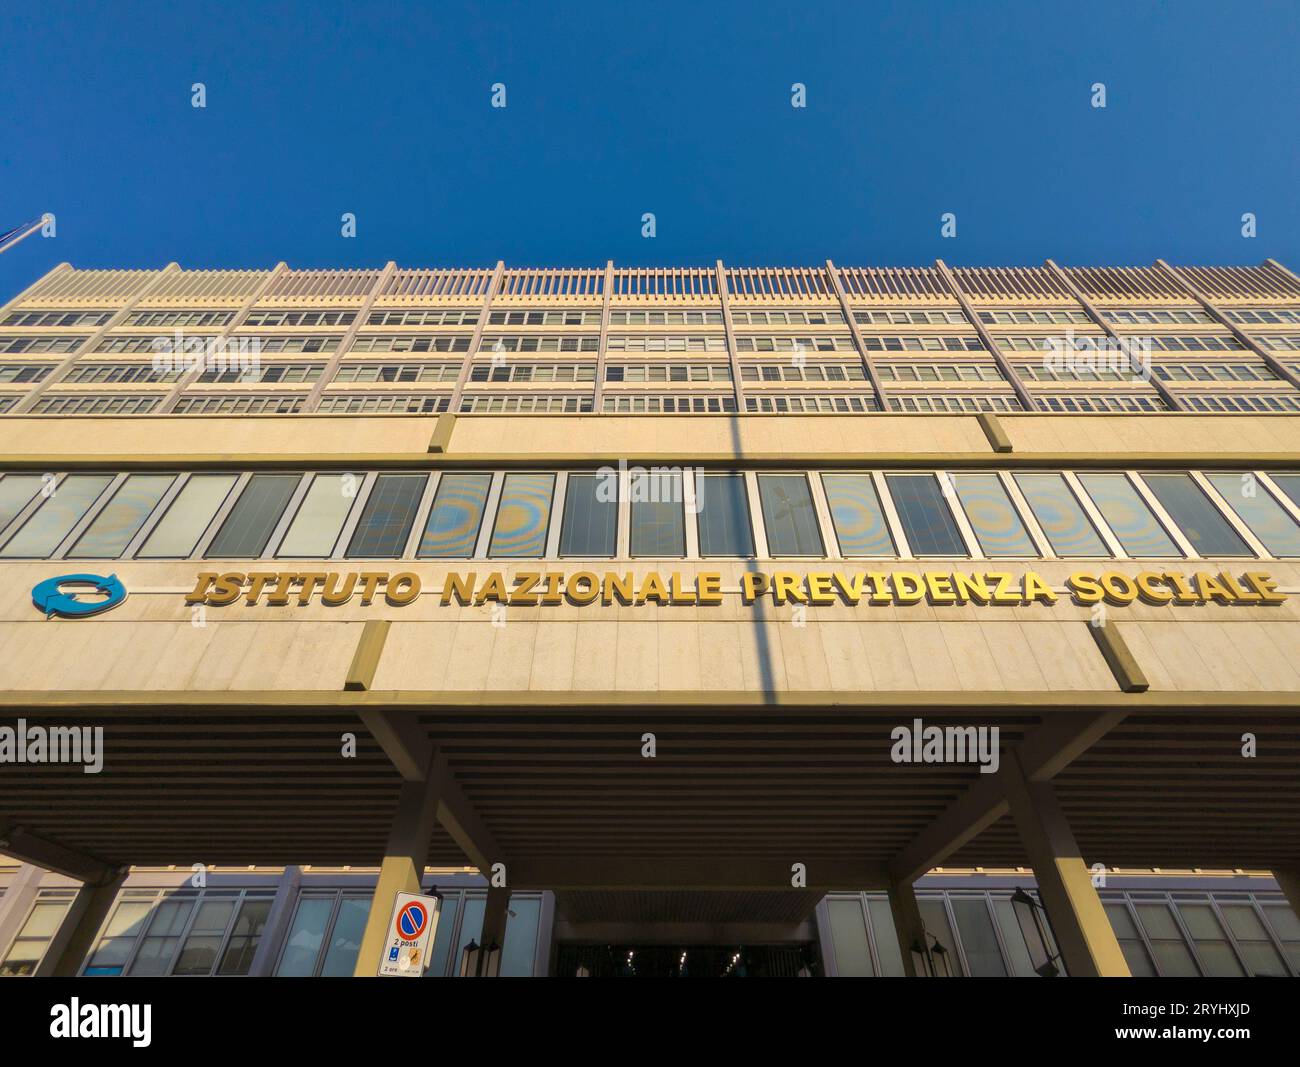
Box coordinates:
[2,0,1298,297]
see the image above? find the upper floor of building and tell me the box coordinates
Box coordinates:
[3,260,1300,419]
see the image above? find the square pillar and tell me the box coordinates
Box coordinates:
[37,868,129,977]
[246,865,302,977]
[887,880,928,977]
[352,772,443,977]
[1001,751,1129,977]
[473,884,511,976]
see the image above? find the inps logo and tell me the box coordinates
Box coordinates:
[32,574,128,619]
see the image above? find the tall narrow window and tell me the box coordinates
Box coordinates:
[949,897,1008,976]
[821,474,893,557]
[1206,473,1300,557]
[560,472,617,557]
[217,898,274,976]
[952,474,1036,557]
[1013,473,1108,557]
[172,897,238,975]
[68,474,175,558]
[348,474,428,557]
[695,472,753,557]
[1104,902,1157,977]
[1077,472,1179,557]
[885,474,966,556]
[1174,902,1244,977]
[206,474,300,558]
[630,469,685,557]
[489,473,555,557]
[277,473,359,557]
[139,474,239,557]
[418,473,492,558]
[0,474,113,558]
[1142,473,1250,557]
[758,474,823,556]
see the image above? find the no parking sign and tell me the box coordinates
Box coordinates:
[377,892,442,976]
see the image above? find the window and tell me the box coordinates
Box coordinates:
[821,474,894,557]
[1206,473,1300,558]
[1217,903,1289,977]
[629,470,685,557]
[758,474,823,556]
[217,898,274,975]
[277,474,359,557]
[0,896,73,976]
[127,897,195,975]
[827,898,875,976]
[1261,904,1300,973]
[347,474,427,557]
[695,473,754,557]
[560,473,617,557]
[206,474,301,558]
[885,474,966,557]
[1076,473,1179,557]
[82,899,153,976]
[488,473,555,557]
[1132,901,1199,976]
[0,474,113,558]
[68,474,175,558]
[948,897,1007,976]
[0,474,45,535]
[172,897,238,975]
[1104,902,1156,976]
[276,892,372,977]
[418,473,492,558]
[138,474,239,557]
[1142,473,1251,557]
[1174,902,1244,977]
[917,899,965,976]
[1013,473,1108,557]
[952,474,1037,557]
[1272,474,1300,511]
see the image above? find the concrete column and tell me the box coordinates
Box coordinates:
[352,773,443,977]
[475,884,511,976]
[1271,869,1300,921]
[37,869,129,977]
[0,863,45,962]
[246,865,302,977]
[887,880,929,978]
[1001,751,1129,977]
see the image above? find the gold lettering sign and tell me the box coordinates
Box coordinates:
[183,569,1288,609]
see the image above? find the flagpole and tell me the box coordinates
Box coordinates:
[0,215,50,256]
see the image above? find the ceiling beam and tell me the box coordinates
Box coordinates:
[0,821,122,885]
[888,709,1127,885]
[357,708,505,875]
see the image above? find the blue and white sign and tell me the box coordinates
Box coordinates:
[31,574,128,619]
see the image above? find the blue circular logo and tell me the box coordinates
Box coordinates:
[31,574,128,619]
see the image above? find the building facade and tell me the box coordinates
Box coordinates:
[1,259,1299,978]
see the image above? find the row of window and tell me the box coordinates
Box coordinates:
[18,386,1300,418]
[7,304,1297,334]
[3,465,1297,563]
[827,888,1299,977]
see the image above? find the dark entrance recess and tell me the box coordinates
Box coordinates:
[556,944,819,977]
